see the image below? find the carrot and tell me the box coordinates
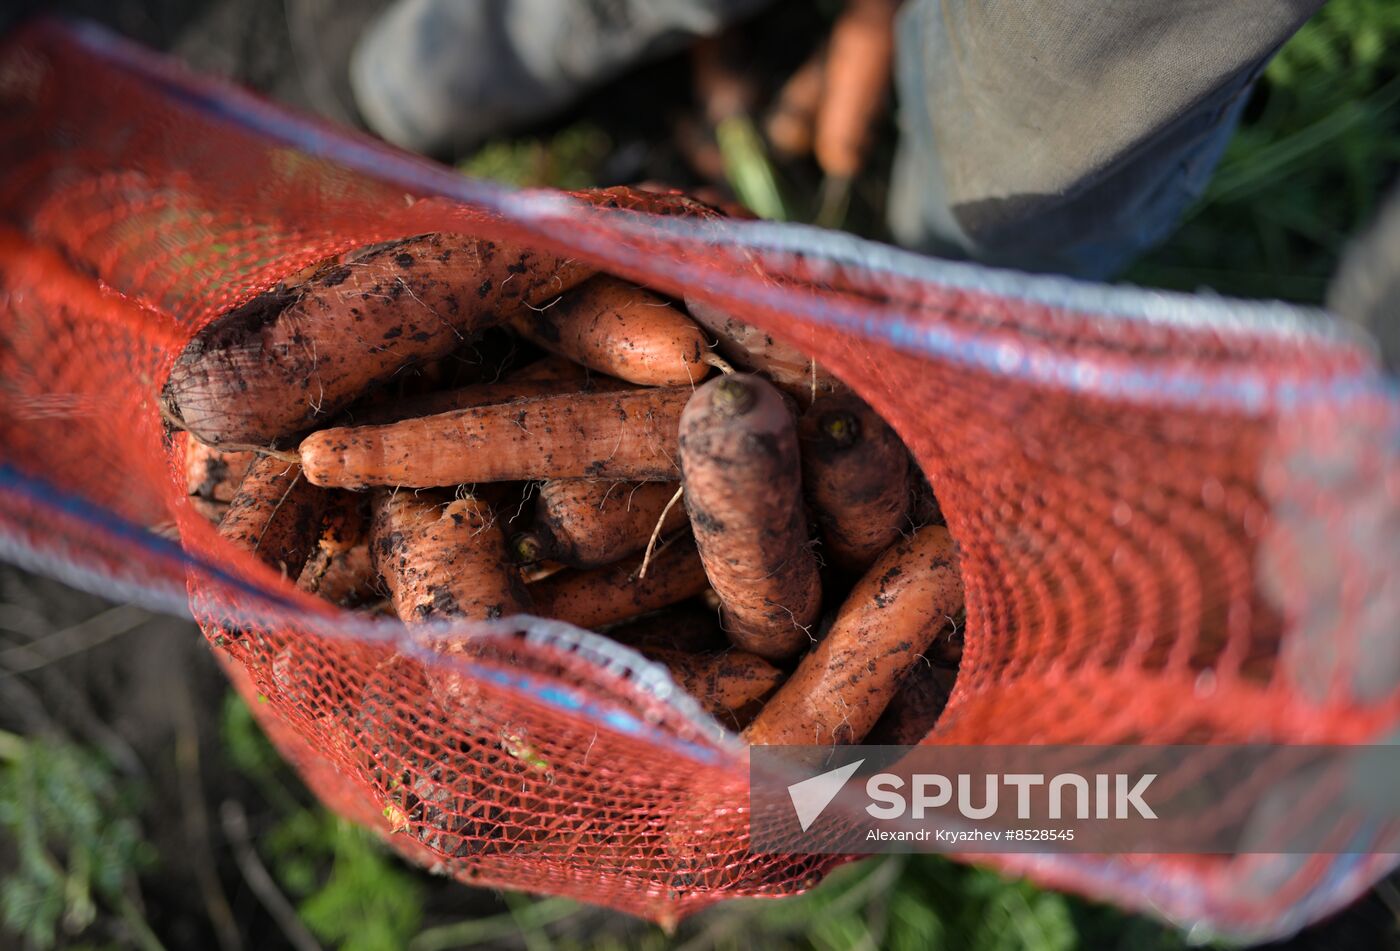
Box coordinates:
[370,490,527,624]
[645,648,784,730]
[607,607,728,654]
[815,0,897,182]
[528,536,709,632]
[518,480,688,568]
[218,455,328,579]
[766,44,826,160]
[799,393,911,573]
[186,440,254,504]
[347,377,609,427]
[743,524,963,746]
[296,492,377,605]
[507,355,593,383]
[684,296,841,403]
[298,542,380,607]
[570,185,726,221]
[162,232,595,447]
[510,277,712,386]
[864,662,958,745]
[317,491,367,554]
[299,387,690,490]
[909,470,944,527]
[678,375,821,660]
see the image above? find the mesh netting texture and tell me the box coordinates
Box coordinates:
[2,19,1399,939]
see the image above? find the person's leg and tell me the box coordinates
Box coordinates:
[888,0,1324,279]
[350,0,769,157]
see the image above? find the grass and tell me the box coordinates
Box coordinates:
[1126,0,1400,302]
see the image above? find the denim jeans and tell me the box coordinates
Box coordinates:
[349,0,1324,279]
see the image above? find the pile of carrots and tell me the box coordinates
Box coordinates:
[172,186,962,745]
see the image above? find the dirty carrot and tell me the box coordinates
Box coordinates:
[370,490,527,625]
[799,393,911,573]
[218,455,328,579]
[299,387,690,489]
[864,662,959,745]
[507,354,593,383]
[347,377,605,426]
[684,296,841,403]
[186,439,254,504]
[162,232,595,446]
[511,276,712,386]
[815,0,898,182]
[298,542,380,607]
[645,648,784,730]
[520,480,689,568]
[528,536,709,632]
[679,374,821,660]
[743,524,963,746]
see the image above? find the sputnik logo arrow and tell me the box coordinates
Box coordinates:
[787,759,865,832]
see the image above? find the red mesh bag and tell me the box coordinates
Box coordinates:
[2,19,1399,940]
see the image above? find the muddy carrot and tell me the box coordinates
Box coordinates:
[510,277,712,386]
[299,387,690,489]
[864,662,958,745]
[518,480,688,568]
[685,296,840,403]
[646,648,784,730]
[218,455,328,579]
[298,542,380,607]
[679,375,821,660]
[347,377,603,426]
[162,233,595,446]
[370,490,527,625]
[815,0,897,182]
[799,393,911,573]
[507,355,593,383]
[186,439,254,504]
[743,524,963,746]
[529,536,709,631]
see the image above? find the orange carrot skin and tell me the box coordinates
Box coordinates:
[679,375,821,660]
[163,232,595,447]
[297,542,380,607]
[370,491,527,625]
[815,0,898,180]
[186,440,254,503]
[743,524,963,746]
[864,663,958,745]
[299,387,690,490]
[512,276,712,386]
[645,648,784,730]
[218,455,328,579]
[347,378,598,427]
[507,355,592,383]
[533,479,687,568]
[528,536,710,632]
[799,393,911,573]
[684,297,842,404]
